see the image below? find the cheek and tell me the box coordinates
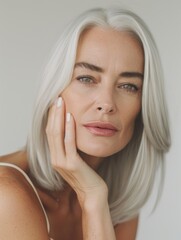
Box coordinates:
[61,81,89,112]
[119,100,141,139]
[120,97,141,126]
[61,88,78,113]
[124,109,140,128]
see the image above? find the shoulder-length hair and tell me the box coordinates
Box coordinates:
[27,7,171,225]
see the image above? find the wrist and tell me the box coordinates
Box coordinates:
[78,184,109,212]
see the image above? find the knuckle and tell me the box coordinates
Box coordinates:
[66,162,77,172]
[45,127,50,135]
[52,129,61,137]
[66,156,79,172]
[52,158,64,168]
[46,127,60,137]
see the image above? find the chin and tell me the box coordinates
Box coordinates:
[77,144,122,158]
[76,128,133,159]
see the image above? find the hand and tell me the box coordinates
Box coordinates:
[46,97,108,207]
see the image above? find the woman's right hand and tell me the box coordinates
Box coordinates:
[45,97,108,208]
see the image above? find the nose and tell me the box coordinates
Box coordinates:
[97,104,115,113]
[96,89,116,114]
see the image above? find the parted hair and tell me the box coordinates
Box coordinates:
[26,7,171,225]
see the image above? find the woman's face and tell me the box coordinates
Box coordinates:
[62,27,144,158]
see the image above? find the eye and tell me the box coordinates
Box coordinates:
[118,83,139,93]
[76,75,95,84]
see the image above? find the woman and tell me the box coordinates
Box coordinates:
[0,7,170,240]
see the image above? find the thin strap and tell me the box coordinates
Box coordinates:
[0,162,50,234]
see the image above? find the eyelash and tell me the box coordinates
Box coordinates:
[118,83,139,93]
[76,76,94,84]
[76,76,140,93]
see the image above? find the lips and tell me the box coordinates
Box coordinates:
[83,122,118,137]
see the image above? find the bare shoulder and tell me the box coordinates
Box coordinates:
[0,166,49,239]
[114,216,139,240]
[0,150,28,170]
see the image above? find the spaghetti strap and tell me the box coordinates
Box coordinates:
[0,162,51,235]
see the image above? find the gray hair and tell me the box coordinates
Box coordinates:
[27,7,171,225]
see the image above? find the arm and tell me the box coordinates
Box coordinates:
[0,168,49,240]
[46,98,138,240]
[81,199,116,240]
[81,201,138,240]
[81,192,138,240]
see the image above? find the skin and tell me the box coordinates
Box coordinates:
[0,26,143,240]
[62,27,143,165]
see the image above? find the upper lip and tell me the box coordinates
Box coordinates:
[83,121,118,131]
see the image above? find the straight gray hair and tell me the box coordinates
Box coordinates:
[26,7,171,225]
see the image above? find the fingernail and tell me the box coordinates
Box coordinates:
[56,97,62,108]
[66,112,71,122]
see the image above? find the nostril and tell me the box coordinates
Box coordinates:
[97,105,114,113]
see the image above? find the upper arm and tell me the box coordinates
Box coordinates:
[114,216,139,240]
[0,169,49,240]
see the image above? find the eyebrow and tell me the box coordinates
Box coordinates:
[120,71,144,80]
[75,62,103,72]
[74,62,144,80]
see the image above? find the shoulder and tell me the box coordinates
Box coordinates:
[0,165,42,217]
[0,165,49,239]
[0,150,28,170]
[114,216,139,240]
[0,166,32,212]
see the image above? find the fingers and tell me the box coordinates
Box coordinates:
[46,97,65,164]
[64,112,77,159]
[46,97,77,170]
[53,98,65,155]
[46,98,106,199]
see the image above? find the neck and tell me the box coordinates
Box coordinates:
[78,151,104,171]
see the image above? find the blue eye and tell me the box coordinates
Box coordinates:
[76,76,94,84]
[118,83,139,93]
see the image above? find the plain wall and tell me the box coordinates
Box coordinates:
[0,0,180,239]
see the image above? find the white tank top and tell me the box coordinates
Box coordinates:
[0,162,53,240]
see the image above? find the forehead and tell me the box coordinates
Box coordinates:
[78,26,142,50]
[75,26,144,71]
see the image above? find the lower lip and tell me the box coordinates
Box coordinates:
[84,126,117,137]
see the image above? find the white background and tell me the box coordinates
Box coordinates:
[0,0,180,239]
